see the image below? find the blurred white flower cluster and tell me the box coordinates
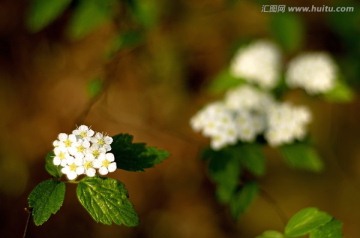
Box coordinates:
[230,40,281,90]
[191,39,341,150]
[265,103,311,146]
[230,41,337,94]
[52,125,116,180]
[286,52,337,94]
[190,85,312,150]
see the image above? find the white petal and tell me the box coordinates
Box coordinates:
[99,167,108,175]
[104,136,113,144]
[76,167,85,175]
[105,153,115,162]
[86,168,96,177]
[108,162,117,173]
[58,133,67,141]
[92,159,101,168]
[66,171,77,180]
[53,158,61,166]
[87,129,95,137]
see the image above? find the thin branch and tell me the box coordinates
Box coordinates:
[23,207,32,238]
[259,188,288,226]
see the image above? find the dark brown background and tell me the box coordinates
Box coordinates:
[0,0,359,237]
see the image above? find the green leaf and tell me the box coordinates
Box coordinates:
[207,149,241,203]
[111,134,169,172]
[26,0,71,32]
[310,219,343,238]
[280,142,323,172]
[256,230,285,238]
[45,151,62,178]
[28,180,66,226]
[207,69,245,94]
[229,181,258,219]
[323,79,354,103]
[87,78,103,98]
[77,177,139,226]
[285,207,332,237]
[270,13,304,53]
[237,143,265,176]
[67,0,116,40]
[108,30,145,54]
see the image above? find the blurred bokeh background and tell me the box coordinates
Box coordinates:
[0,0,359,237]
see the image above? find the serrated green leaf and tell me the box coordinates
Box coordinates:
[310,219,343,238]
[237,143,265,176]
[285,207,332,237]
[229,181,258,219]
[28,180,65,226]
[67,0,116,40]
[111,134,169,172]
[280,142,323,172]
[45,151,62,178]
[207,69,245,94]
[26,0,71,32]
[77,177,139,226]
[256,230,284,238]
[207,148,241,203]
[324,79,354,103]
[270,13,304,53]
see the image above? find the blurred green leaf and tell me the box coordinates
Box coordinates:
[310,219,343,238]
[207,149,241,203]
[285,207,332,237]
[26,0,71,32]
[45,151,62,178]
[323,79,354,103]
[280,142,323,172]
[237,143,265,176]
[129,0,159,28]
[77,177,139,226]
[111,134,169,172]
[270,13,304,53]
[28,180,65,226]
[107,30,145,56]
[256,230,285,238]
[67,0,116,40]
[208,69,245,94]
[229,181,258,219]
[87,78,103,98]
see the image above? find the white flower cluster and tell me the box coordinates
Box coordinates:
[52,125,116,180]
[190,85,312,150]
[265,103,311,146]
[286,52,337,94]
[230,40,281,89]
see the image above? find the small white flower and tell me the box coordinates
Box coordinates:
[57,133,77,149]
[93,153,117,175]
[61,157,84,180]
[87,144,106,159]
[53,147,73,167]
[286,52,337,94]
[230,40,281,89]
[82,155,96,177]
[91,132,113,151]
[72,125,95,141]
[68,139,91,158]
[265,102,312,146]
